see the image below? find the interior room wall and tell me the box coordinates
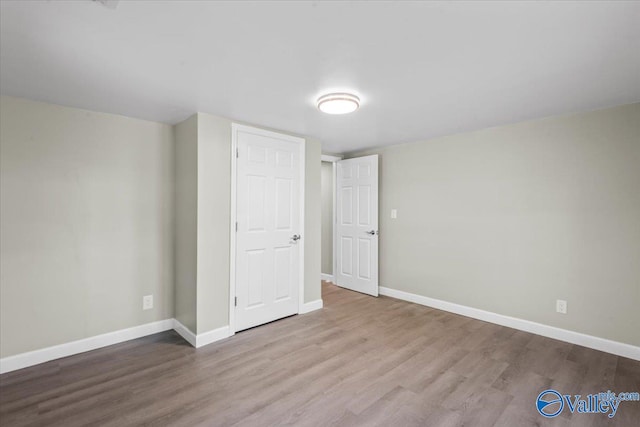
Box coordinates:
[195,113,232,334]
[321,161,333,276]
[0,96,175,358]
[173,114,198,332]
[347,103,640,347]
[0,94,323,359]
[304,139,322,303]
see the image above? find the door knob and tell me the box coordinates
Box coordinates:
[365,230,377,235]
[291,234,301,241]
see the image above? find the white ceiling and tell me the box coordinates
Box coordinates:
[1,1,639,153]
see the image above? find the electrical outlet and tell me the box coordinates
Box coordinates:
[143,295,153,310]
[556,299,567,314]
[391,209,397,219]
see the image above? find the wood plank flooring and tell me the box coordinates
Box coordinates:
[1,281,639,426]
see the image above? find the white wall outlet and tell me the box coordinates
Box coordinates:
[556,299,567,314]
[143,295,153,310]
[391,209,397,219]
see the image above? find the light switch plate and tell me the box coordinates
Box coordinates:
[391,209,397,219]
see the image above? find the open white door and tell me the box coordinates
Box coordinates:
[233,125,304,332]
[336,155,379,296]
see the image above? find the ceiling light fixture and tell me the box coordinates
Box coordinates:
[317,93,360,115]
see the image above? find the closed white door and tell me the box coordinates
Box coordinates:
[336,155,379,296]
[234,125,303,332]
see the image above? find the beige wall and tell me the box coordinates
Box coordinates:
[174,113,233,335]
[347,103,640,346]
[196,113,232,333]
[321,161,333,275]
[0,95,322,358]
[304,139,322,303]
[0,96,175,357]
[173,115,198,332]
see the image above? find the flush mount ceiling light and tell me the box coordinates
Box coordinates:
[317,93,360,114]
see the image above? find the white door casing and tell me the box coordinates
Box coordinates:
[336,155,379,296]
[231,124,305,333]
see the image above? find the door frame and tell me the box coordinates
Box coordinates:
[229,123,306,336]
[320,154,342,283]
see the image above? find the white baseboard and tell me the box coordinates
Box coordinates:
[172,319,197,347]
[321,274,334,283]
[0,319,174,374]
[170,320,230,348]
[299,299,323,314]
[379,286,640,361]
[1,319,233,374]
[195,325,231,348]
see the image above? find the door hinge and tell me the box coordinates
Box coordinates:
[236,147,239,158]
[234,296,237,307]
[235,222,238,232]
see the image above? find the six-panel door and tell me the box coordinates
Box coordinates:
[235,129,301,332]
[336,155,379,296]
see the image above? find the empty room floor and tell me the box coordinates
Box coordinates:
[1,281,638,426]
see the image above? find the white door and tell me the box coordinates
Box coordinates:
[336,155,379,296]
[234,125,303,332]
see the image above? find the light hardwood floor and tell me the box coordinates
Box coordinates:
[1,281,639,426]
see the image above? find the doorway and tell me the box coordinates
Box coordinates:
[321,155,379,297]
[320,156,338,283]
[230,124,306,333]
